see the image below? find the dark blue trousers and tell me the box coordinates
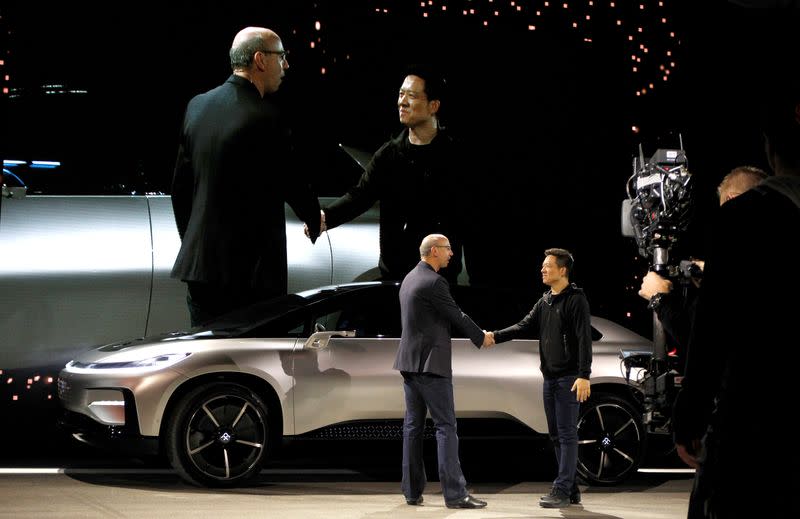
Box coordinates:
[401,372,467,503]
[543,375,581,496]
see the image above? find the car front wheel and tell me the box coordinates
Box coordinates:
[576,392,645,486]
[166,383,270,487]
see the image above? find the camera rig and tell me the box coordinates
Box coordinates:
[620,139,693,436]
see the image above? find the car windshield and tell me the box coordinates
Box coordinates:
[195,294,309,335]
[195,284,390,339]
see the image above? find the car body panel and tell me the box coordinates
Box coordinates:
[58,336,300,437]
[0,195,153,368]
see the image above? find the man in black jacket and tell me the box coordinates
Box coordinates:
[317,65,468,284]
[171,27,321,326]
[394,234,491,509]
[489,248,592,509]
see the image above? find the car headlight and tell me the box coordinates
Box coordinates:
[65,352,191,372]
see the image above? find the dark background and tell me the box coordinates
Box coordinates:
[2,0,798,338]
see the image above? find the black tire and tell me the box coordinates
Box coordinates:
[576,392,645,486]
[165,383,270,487]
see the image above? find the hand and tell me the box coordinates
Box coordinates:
[638,271,673,301]
[571,377,591,402]
[304,210,327,239]
[675,439,702,469]
[482,331,495,348]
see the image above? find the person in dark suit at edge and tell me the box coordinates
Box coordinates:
[672,82,800,518]
[171,26,321,326]
[637,165,767,367]
[394,233,493,509]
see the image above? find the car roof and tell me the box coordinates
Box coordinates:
[191,281,399,336]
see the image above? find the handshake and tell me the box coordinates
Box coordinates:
[304,210,328,239]
[482,331,495,348]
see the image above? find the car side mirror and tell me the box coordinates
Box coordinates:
[1,184,27,199]
[303,330,356,350]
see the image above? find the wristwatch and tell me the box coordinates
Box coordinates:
[648,292,666,311]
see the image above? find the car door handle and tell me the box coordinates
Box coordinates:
[303,330,356,350]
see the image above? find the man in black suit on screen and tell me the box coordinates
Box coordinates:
[393,233,492,509]
[171,26,320,326]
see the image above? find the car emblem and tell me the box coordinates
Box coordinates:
[219,432,232,444]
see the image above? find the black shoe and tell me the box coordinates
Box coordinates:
[405,496,423,506]
[539,490,570,508]
[445,495,487,509]
[540,487,580,504]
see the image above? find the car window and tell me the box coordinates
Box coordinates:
[312,286,402,338]
[243,309,310,338]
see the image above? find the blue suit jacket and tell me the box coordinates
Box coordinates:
[393,261,484,377]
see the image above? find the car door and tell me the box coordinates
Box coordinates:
[292,285,404,434]
[0,195,153,370]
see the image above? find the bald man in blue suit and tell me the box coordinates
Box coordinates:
[394,234,492,509]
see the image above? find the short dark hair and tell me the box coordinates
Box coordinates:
[403,63,447,103]
[545,248,575,278]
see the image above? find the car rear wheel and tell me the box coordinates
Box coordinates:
[576,392,645,486]
[166,383,270,487]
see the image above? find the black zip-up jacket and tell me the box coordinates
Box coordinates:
[493,284,592,379]
[323,128,467,283]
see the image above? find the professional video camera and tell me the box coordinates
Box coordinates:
[622,143,692,276]
[620,139,693,436]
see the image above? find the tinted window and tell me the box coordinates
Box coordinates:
[241,308,311,338]
[313,286,401,338]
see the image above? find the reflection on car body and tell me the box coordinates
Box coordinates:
[0,187,379,371]
[58,282,652,488]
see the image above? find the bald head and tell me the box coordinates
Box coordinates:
[420,234,447,258]
[717,165,768,206]
[229,27,279,71]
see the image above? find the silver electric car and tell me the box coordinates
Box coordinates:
[58,281,652,488]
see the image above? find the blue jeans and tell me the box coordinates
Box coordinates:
[543,375,581,495]
[401,372,467,503]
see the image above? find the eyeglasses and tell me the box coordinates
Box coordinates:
[259,50,288,62]
[433,244,452,250]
